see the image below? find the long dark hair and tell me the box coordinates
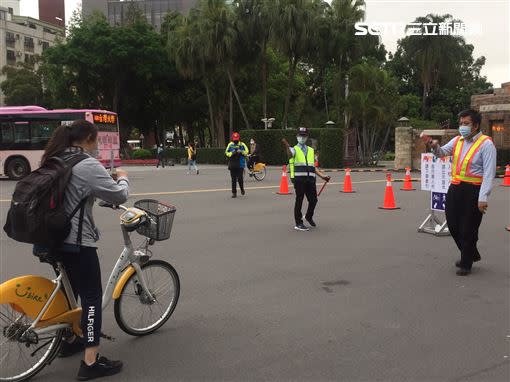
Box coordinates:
[42,120,98,165]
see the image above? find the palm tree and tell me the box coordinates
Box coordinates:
[201,0,250,131]
[273,0,316,128]
[347,62,400,165]
[234,0,275,120]
[169,9,218,144]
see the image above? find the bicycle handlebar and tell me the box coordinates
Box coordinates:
[98,201,128,211]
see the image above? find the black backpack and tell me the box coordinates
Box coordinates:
[3,152,88,249]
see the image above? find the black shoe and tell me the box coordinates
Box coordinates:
[294,223,309,231]
[77,355,123,381]
[241,189,245,195]
[197,170,199,175]
[474,253,481,262]
[456,257,481,268]
[456,268,471,276]
[232,193,237,198]
[59,337,84,358]
[305,218,316,228]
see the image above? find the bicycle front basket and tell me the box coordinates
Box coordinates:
[134,199,176,241]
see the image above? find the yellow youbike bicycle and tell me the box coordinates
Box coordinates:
[0,199,180,382]
[247,162,267,181]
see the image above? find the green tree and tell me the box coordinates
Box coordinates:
[388,14,491,119]
[1,64,44,106]
[347,61,401,165]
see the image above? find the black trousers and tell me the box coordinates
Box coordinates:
[230,168,244,194]
[61,246,103,347]
[293,179,318,224]
[445,182,483,270]
[156,154,165,168]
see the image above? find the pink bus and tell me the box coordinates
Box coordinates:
[0,106,120,179]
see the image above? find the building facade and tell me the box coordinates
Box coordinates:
[83,0,197,30]
[0,0,19,16]
[38,0,65,28]
[471,82,510,150]
[82,0,109,18]
[0,6,64,106]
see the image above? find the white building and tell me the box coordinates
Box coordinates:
[0,6,64,106]
[0,0,20,16]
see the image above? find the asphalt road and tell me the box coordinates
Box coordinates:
[0,165,509,382]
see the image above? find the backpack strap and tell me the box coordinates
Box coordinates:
[61,152,89,246]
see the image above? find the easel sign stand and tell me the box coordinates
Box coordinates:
[417,154,451,236]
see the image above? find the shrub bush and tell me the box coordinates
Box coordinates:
[240,128,344,167]
[132,149,154,160]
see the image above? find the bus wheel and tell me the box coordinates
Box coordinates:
[6,158,30,180]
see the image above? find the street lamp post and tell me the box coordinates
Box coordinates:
[261,117,275,130]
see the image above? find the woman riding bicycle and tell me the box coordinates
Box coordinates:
[40,120,129,380]
[247,138,260,170]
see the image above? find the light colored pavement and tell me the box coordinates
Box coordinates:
[0,165,509,381]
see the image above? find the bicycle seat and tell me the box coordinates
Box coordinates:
[33,248,63,265]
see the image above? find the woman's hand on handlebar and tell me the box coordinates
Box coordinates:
[115,168,128,179]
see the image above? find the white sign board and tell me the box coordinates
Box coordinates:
[421,154,452,192]
[433,156,452,193]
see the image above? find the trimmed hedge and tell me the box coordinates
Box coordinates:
[156,148,226,164]
[132,149,154,160]
[240,128,344,167]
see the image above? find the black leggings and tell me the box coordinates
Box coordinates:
[61,246,102,347]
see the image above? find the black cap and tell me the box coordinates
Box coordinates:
[297,127,309,136]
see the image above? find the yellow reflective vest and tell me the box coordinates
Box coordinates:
[289,145,315,180]
[451,134,491,185]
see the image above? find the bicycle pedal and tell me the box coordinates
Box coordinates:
[100,332,115,342]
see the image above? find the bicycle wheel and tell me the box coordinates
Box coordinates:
[0,303,63,382]
[254,167,266,181]
[114,260,180,336]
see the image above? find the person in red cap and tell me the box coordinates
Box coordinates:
[225,132,249,198]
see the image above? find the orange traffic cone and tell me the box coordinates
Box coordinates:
[502,165,510,187]
[340,168,355,193]
[276,165,292,195]
[379,173,400,210]
[400,167,416,191]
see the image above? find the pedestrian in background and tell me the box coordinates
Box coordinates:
[225,132,248,198]
[187,142,199,175]
[430,109,496,276]
[156,144,165,169]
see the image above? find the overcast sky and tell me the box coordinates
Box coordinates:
[18,0,510,87]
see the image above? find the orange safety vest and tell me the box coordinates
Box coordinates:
[451,134,491,185]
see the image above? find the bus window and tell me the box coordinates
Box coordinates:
[14,123,30,144]
[30,121,57,149]
[0,123,14,146]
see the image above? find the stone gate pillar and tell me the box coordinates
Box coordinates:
[395,126,413,170]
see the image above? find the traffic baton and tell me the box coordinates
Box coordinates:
[317,179,329,196]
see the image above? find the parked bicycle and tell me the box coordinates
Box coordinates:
[0,199,180,382]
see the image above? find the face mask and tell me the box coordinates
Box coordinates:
[297,136,307,145]
[233,140,239,144]
[459,125,472,138]
[250,141,255,145]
